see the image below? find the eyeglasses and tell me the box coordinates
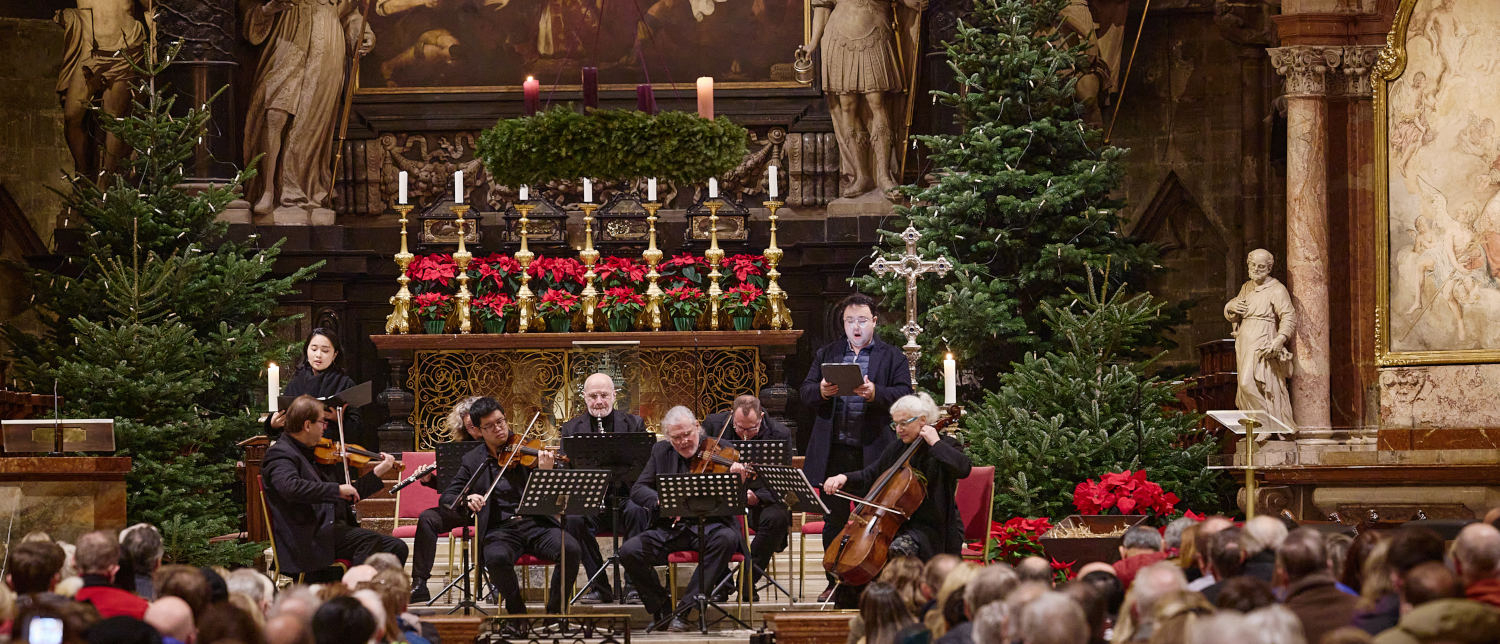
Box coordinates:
[889,416,921,431]
[481,419,508,431]
[843,317,873,327]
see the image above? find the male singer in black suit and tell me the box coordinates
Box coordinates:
[558,372,650,603]
[701,394,792,600]
[262,395,407,582]
[619,406,749,631]
[440,397,580,615]
[799,292,913,601]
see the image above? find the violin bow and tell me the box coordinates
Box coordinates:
[334,406,352,487]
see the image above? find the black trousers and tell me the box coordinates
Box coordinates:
[481,516,581,614]
[820,442,867,579]
[411,505,470,581]
[302,524,410,583]
[619,521,740,616]
[566,498,652,594]
[712,503,791,593]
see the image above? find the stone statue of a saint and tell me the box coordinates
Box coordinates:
[799,0,921,200]
[243,0,374,225]
[56,0,149,180]
[1224,248,1297,427]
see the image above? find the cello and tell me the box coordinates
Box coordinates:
[821,405,962,587]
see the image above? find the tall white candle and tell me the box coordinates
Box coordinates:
[519,185,529,202]
[768,166,778,199]
[267,362,280,413]
[708,178,718,199]
[398,171,408,205]
[582,178,592,203]
[648,178,657,202]
[943,353,957,406]
[454,171,464,204]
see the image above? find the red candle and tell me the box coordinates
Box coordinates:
[636,83,655,114]
[696,76,714,120]
[523,76,540,115]
[582,67,598,110]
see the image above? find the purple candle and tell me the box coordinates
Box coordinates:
[582,67,599,110]
[636,83,656,114]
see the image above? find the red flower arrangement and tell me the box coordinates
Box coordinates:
[1072,470,1180,516]
[413,292,453,321]
[663,285,705,319]
[475,253,521,295]
[660,253,706,287]
[527,257,585,291]
[722,284,765,317]
[407,254,457,289]
[596,256,647,289]
[969,516,1053,563]
[600,287,646,317]
[537,289,581,319]
[722,254,767,286]
[472,293,514,328]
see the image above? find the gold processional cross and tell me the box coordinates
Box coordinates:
[869,226,952,384]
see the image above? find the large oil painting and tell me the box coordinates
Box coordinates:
[1377,0,1500,364]
[359,0,806,91]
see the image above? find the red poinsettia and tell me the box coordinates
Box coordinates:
[472,293,514,326]
[408,254,458,287]
[596,256,647,288]
[722,284,764,317]
[1073,470,1180,517]
[600,287,646,317]
[968,516,1053,563]
[663,285,704,319]
[527,257,585,289]
[537,289,580,318]
[413,292,452,321]
[722,254,766,285]
[660,253,706,288]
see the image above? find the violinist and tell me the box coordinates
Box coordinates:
[262,395,407,581]
[701,395,792,601]
[821,393,969,586]
[619,406,749,631]
[408,396,482,604]
[439,397,580,615]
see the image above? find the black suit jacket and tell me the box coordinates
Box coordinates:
[798,339,913,484]
[700,411,793,448]
[439,443,558,533]
[631,437,756,528]
[262,438,386,575]
[560,409,647,437]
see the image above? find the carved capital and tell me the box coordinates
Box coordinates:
[1335,45,1382,98]
[1269,45,1384,99]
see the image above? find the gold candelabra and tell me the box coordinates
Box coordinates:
[704,200,724,331]
[384,204,416,334]
[762,200,792,329]
[451,204,474,334]
[514,204,537,333]
[641,202,664,331]
[579,203,601,332]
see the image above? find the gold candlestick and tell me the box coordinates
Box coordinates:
[704,200,724,331]
[579,203,601,332]
[385,204,416,334]
[515,203,537,333]
[451,204,474,334]
[641,202,664,331]
[762,200,792,330]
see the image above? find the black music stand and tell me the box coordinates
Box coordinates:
[429,445,487,613]
[735,439,792,467]
[710,463,823,604]
[516,468,610,621]
[649,472,750,634]
[561,433,654,603]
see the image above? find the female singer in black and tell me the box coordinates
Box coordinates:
[266,328,373,449]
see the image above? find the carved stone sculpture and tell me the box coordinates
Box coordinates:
[1224,249,1298,428]
[243,0,374,225]
[56,0,148,180]
[1059,0,1128,123]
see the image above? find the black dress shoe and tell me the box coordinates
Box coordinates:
[667,616,692,632]
[624,587,642,604]
[409,579,431,604]
[577,589,612,605]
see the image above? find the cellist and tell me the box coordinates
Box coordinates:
[821,393,971,597]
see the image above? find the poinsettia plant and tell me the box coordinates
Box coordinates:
[475,253,521,296]
[600,287,646,318]
[596,256,648,290]
[413,292,453,322]
[663,285,704,319]
[1072,470,1180,517]
[971,516,1052,564]
[527,257,585,293]
[537,289,581,320]
[722,254,767,287]
[472,293,515,327]
[408,254,457,292]
[660,253,707,288]
[722,283,765,317]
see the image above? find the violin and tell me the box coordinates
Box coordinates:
[822,404,962,588]
[689,436,755,476]
[495,434,568,469]
[312,438,404,472]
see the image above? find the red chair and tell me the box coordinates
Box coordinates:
[391,452,439,540]
[956,465,996,563]
[797,518,824,599]
[667,550,748,617]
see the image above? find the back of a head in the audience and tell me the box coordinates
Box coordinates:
[1454,522,1500,586]
[341,565,377,589]
[144,596,195,643]
[119,524,164,576]
[1059,581,1107,644]
[1319,626,1375,644]
[1017,591,1088,644]
[15,592,100,644]
[935,563,978,628]
[352,589,389,641]
[362,553,402,576]
[1192,516,1234,573]
[1242,604,1307,644]
[153,565,210,620]
[268,585,320,623]
[1187,612,1254,644]
[312,596,375,644]
[75,530,121,578]
[966,563,1020,615]
[85,616,162,644]
[264,614,313,644]
[1214,575,1275,612]
[197,600,266,644]
[1209,527,1247,579]
[1401,560,1461,608]
[356,570,411,636]
[970,601,1009,644]
[227,569,274,614]
[1325,532,1353,582]
[1241,516,1288,555]
[1386,526,1445,578]
[1016,557,1053,586]
[7,540,66,593]
[876,555,926,614]
[858,582,916,644]
[1275,527,1329,584]
[1079,570,1124,617]
[1131,562,1188,619]
[1120,525,1164,556]
[922,554,962,601]
[1164,517,1198,552]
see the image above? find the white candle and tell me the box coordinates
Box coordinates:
[398,171,408,205]
[454,170,464,204]
[519,185,529,202]
[708,178,718,199]
[582,178,592,203]
[648,178,657,202]
[768,166,778,199]
[943,353,957,406]
[267,362,280,413]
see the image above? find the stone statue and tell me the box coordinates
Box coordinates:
[1059,0,1129,124]
[243,0,374,225]
[799,0,921,200]
[1224,248,1297,427]
[56,0,149,180]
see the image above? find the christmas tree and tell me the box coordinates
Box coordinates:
[852,0,1181,393]
[4,49,318,565]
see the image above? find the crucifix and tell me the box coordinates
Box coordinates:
[869,226,952,384]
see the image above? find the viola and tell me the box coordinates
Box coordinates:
[312,438,404,472]
[821,404,962,588]
[688,436,755,476]
[495,434,569,469]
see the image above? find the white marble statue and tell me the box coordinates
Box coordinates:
[1225,249,1298,428]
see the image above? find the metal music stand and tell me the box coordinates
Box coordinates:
[436,442,474,485]
[735,439,792,467]
[429,444,486,613]
[711,463,825,603]
[562,433,654,603]
[516,468,610,620]
[649,472,750,634]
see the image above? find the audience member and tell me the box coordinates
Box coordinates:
[1112,526,1168,588]
[927,563,977,638]
[266,585,319,623]
[876,555,927,615]
[1185,517,1232,592]
[7,540,66,595]
[1199,527,1246,604]
[937,563,1019,644]
[227,569,275,616]
[14,592,100,644]
[857,583,916,644]
[1356,527,1445,634]
[351,589,389,642]
[118,524,163,600]
[1058,582,1107,644]
[153,565,210,621]
[1239,516,1286,584]
[1321,627,1375,644]
[198,601,267,644]
[1113,562,1186,642]
[143,596,195,644]
[362,553,402,576]
[1325,532,1355,594]
[198,567,229,605]
[341,565,377,589]
[1372,561,1499,644]
[1342,530,1388,595]
[228,593,266,628]
[1276,527,1359,644]
[84,616,162,644]
[969,601,1008,644]
[1016,557,1054,586]
[1174,524,1200,580]
[1242,605,1306,644]
[1016,591,1087,644]
[73,531,149,620]
[1453,522,1500,608]
[1163,517,1197,554]
[921,554,962,609]
[1213,575,1274,612]
[360,569,433,644]
[310,596,375,644]
[1079,570,1124,620]
[264,614,314,644]
[1144,589,1214,644]
[1186,611,1254,643]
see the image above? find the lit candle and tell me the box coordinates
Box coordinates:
[648,177,657,202]
[708,177,718,199]
[636,84,655,114]
[398,171,408,205]
[519,185,529,202]
[267,362,280,413]
[523,76,541,115]
[696,76,714,120]
[582,178,592,203]
[943,353,957,406]
[454,170,463,204]
[582,67,598,110]
[768,166,778,199]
